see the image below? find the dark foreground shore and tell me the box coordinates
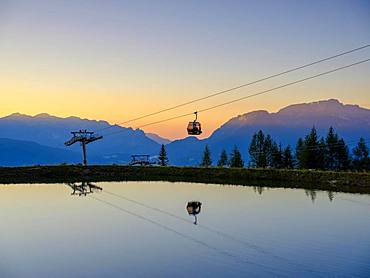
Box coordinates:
[0,165,369,194]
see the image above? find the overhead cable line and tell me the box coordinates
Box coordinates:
[104,58,370,137]
[96,44,370,133]
[195,59,370,115]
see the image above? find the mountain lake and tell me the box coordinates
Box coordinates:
[0,181,369,277]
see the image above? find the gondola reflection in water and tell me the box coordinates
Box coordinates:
[67,181,102,196]
[186,201,202,225]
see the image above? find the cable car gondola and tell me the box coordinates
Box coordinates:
[187,112,202,135]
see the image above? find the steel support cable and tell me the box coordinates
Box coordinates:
[196,59,370,114]
[103,58,370,137]
[102,190,331,276]
[104,111,195,136]
[89,194,290,277]
[96,44,370,133]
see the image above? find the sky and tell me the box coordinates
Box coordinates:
[0,0,369,139]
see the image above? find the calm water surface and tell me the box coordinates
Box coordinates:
[0,181,369,278]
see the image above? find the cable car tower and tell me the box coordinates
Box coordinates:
[64,130,103,166]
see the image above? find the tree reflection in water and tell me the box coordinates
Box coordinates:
[305,189,317,203]
[327,191,335,202]
[304,189,336,203]
[253,186,265,195]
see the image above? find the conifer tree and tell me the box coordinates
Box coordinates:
[295,137,305,169]
[200,144,212,167]
[249,130,269,168]
[317,137,326,170]
[249,130,280,168]
[337,138,350,170]
[302,127,321,169]
[283,145,294,169]
[325,126,343,170]
[264,134,274,167]
[158,144,169,166]
[353,137,369,171]
[229,145,244,168]
[217,149,228,167]
[271,143,284,168]
[249,130,264,167]
[296,127,327,169]
[304,127,320,169]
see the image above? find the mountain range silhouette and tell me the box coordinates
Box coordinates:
[0,99,369,166]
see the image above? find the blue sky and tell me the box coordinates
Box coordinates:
[0,0,369,138]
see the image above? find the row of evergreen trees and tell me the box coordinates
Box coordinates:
[200,145,244,168]
[248,130,294,169]
[157,127,369,171]
[295,127,349,170]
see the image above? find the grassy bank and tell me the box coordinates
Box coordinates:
[0,165,369,194]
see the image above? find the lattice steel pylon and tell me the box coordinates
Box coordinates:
[64,130,103,165]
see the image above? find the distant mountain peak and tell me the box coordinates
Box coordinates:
[2,112,113,127]
[34,113,53,118]
[3,112,31,119]
[326,98,341,104]
[225,99,369,127]
[3,112,60,120]
[10,112,25,117]
[145,133,172,145]
[240,110,270,121]
[223,110,271,127]
[277,99,368,119]
[278,98,342,114]
[211,98,369,139]
[173,136,200,143]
